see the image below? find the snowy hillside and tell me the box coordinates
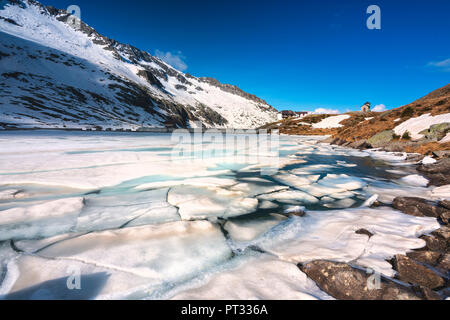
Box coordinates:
[0,0,278,130]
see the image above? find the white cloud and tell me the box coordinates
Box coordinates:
[427,58,450,72]
[155,50,188,71]
[313,108,340,115]
[372,104,387,112]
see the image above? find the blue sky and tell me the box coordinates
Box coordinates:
[48,0,449,113]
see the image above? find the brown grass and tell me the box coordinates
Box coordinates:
[404,142,450,155]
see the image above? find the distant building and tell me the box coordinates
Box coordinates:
[278,110,310,120]
[361,102,371,113]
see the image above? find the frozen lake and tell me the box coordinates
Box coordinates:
[0,131,442,299]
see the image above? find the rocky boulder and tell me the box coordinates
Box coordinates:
[419,123,450,141]
[433,150,450,159]
[407,250,441,266]
[417,158,450,186]
[392,197,447,218]
[299,260,420,300]
[367,130,395,148]
[349,140,370,150]
[394,255,445,289]
[420,235,447,252]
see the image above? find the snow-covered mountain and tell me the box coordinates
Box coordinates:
[0,0,278,130]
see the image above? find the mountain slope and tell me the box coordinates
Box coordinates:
[0,0,278,130]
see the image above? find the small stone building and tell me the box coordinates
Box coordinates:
[361,102,371,113]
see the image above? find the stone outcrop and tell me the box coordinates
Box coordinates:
[392,197,447,218]
[393,255,445,289]
[367,130,394,148]
[417,158,450,186]
[299,260,421,300]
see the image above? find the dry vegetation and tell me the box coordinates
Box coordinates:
[263,84,450,155]
[334,84,450,142]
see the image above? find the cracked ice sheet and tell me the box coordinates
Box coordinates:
[134,177,237,190]
[364,179,433,203]
[0,159,232,190]
[230,177,288,197]
[224,214,287,242]
[168,185,258,220]
[245,208,439,278]
[2,221,232,299]
[0,198,84,241]
[296,174,366,198]
[170,255,333,300]
[258,190,319,204]
[75,188,180,232]
[272,173,320,189]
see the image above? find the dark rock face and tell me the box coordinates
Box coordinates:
[394,255,445,289]
[440,210,450,225]
[420,235,447,252]
[392,197,447,218]
[436,254,450,277]
[433,150,450,159]
[439,200,450,210]
[412,286,442,300]
[355,228,374,238]
[349,140,370,150]
[407,251,441,266]
[417,158,450,187]
[432,226,450,242]
[419,123,450,141]
[136,70,164,89]
[299,260,420,300]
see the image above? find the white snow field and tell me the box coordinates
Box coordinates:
[0,131,447,300]
[393,113,450,140]
[312,115,351,129]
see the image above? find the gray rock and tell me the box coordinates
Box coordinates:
[432,226,450,242]
[392,197,446,218]
[433,150,450,159]
[367,130,394,148]
[417,158,450,186]
[299,260,421,300]
[412,286,442,300]
[407,250,441,266]
[440,210,450,225]
[349,140,370,150]
[355,228,374,238]
[394,255,445,289]
[417,158,450,174]
[439,200,450,210]
[419,123,450,141]
[436,253,450,277]
[420,235,447,252]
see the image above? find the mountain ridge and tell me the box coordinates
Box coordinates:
[0,0,278,130]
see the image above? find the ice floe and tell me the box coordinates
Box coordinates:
[250,208,439,277]
[2,221,232,299]
[0,198,83,241]
[224,214,287,242]
[168,186,258,220]
[171,255,333,300]
[399,174,429,187]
